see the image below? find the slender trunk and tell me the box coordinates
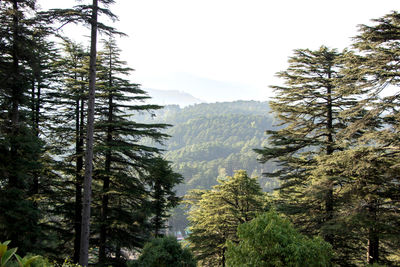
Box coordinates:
[35,81,41,136]
[99,51,113,261]
[8,0,21,247]
[9,0,20,189]
[367,230,379,264]
[79,1,98,265]
[367,201,379,264]
[31,80,35,128]
[221,246,226,267]
[30,80,39,196]
[325,67,334,245]
[154,180,162,237]
[31,79,41,195]
[74,88,85,263]
[115,244,121,260]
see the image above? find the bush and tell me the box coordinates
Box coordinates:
[0,241,40,267]
[129,236,196,267]
[226,210,333,267]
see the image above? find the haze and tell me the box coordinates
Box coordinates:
[38,0,399,102]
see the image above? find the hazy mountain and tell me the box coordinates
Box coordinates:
[137,100,278,195]
[144,88,205,107]
[137,100,279,234]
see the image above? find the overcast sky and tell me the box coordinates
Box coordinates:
[38,0,399,102]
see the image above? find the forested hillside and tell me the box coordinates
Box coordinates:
[136,101,280,195]
[2,1,400,266]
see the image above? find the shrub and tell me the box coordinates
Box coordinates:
[226,210,333,267]
[129,236,196,267]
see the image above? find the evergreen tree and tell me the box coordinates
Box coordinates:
[147,157,182,237]
[93,38,170,263]
[311,147,400,265]
[254,46,361,246]
[324,11,400,264]
[45,39,89,261]
[80,1,98,264]
[0,0,46,254]
[39,1,121,264]
[186,170,265,267]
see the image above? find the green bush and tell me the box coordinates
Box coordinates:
[129,236,196,267]
[0,241,39,267]
[226,210,333,267]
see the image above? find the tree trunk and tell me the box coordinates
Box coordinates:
[30,80,39,196]
[99,46,114,262]
[154,180,162,237]
[367,201,379,264]
[31,79,41,195]
[74,93,85,263]
[79,0,98,265]
[9,0,20,189]
[325,68,334,245]
[221,246,226,267]
[8,0,21,246]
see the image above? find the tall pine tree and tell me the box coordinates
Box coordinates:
[255,46,362,248]
[93,37,170,264]
[0,0,46,254]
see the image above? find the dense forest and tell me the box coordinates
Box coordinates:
[0,0,400,266]
[136,101,280,194]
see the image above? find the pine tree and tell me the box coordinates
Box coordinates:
[93,37,170,263]
[39,1,121,264]
[79,1,98,264]
[186,170,265,267]
[0,0,46,254]
[147,157,182,237]
[323,11,400,265]
[311,147,400,265]
[254,46,362,246]
[45,39,90,261]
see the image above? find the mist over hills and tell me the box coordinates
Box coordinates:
[144,88,205,107]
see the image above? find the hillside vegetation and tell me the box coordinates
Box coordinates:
[137,100,279,195]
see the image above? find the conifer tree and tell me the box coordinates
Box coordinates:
[254,46,361,245]
[147,157,182,237]
[80,1,98,264]
[0,0,46,254]
[326,11,400,264]
[93,38,170,263]
[186,170,265,267]
[311,147,400,265]
[39,1,121,264]
[348,11,400,149]
[45,40,90,261]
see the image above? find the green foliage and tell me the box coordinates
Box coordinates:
[254,46,368,265]
[311,147,400,265]
[0,241,39,267]
[136,101,279,236]
[147,157,183,237]
[226,210,332,267]
[137,101,278,195]
[131,236,196,267]
[186,170,266,266]
[0,241,17,267]
[90,37,172,262]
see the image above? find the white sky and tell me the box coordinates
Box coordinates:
[38,0,399,102]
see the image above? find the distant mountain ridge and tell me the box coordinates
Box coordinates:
[144,88,205,107]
